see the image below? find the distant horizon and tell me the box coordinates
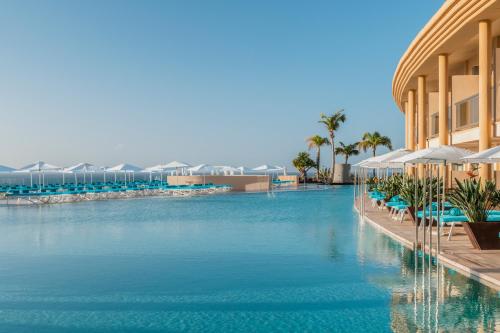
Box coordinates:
[0,0,442,170]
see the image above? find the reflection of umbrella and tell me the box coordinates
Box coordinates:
[16,161,61,187]
[107,163,143,184]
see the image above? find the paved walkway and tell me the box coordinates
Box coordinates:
[357,197,500,290]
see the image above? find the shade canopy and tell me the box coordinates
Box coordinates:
[215,165,239,173]
[0,165,16,173]
[16,161,62,172]
[356,148,412,168]
[163,161,191,169]
[143,164,169,172]
[392,145,473,164]
[188,164,216,174]
[252,164,282,172]
[65,163,100,173]
[107,163,143,172]
[461,146,500,163]
[237,166,253,175]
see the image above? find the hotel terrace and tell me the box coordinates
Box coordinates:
[394,0,500,181]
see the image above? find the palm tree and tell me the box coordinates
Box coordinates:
[358,131,392,157]
[292,152,316,182]
[335,142,359,164]
[306,135,330,181]
[319,109,346,181]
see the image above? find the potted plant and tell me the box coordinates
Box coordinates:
[448,179,500,250]
[399,176,440,225]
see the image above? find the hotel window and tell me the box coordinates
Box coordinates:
[455,95,479,129]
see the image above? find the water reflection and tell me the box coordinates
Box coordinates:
[357,217,500,332]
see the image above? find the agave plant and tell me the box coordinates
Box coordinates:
[366,176,379,192]
[317,167,331,184]
[448,179,497,223]
[376,174,403,200]
[399,176,441,208]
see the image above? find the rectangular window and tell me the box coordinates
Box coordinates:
[455,95,479,129]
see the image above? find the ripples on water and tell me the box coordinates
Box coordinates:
[0,186,498,332]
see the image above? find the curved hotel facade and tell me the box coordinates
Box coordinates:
[393,0,500,180]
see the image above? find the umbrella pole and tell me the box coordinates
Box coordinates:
[414,167,417,250]
[428,164,433,262]
[437,164,441,257]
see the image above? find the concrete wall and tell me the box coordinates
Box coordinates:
[167,175,271,192]
[333,164,352,184]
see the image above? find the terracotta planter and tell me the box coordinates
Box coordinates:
[463,222,500,250]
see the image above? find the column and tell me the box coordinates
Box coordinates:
[438,54,449,145]
[418,76,427,178]
[405,101,409,149]
[479,20,492,181]
[408,90,416,150]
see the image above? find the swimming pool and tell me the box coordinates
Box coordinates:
[0,186,498,332]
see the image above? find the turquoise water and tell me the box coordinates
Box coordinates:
[0,186,499,332]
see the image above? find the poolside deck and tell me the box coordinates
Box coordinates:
[356,197,500,290]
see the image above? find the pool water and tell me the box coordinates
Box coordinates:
[0,186,498,332]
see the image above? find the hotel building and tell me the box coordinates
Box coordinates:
[393,0,500,181]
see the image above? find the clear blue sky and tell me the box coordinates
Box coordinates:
[0,0,442,169]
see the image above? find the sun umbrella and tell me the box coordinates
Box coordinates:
[16,161,62,187]
[65,163,100,184]
[0,165,15,173]
[461,145,500,163]
[143,164,170,182]
[357,148,413,169]
[188,164,216,175]
[215,165,239,175]
[107,163,143,184]
[392,146,473,164]
[237,166,253,175]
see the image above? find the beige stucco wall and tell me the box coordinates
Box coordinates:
[167,175,271,192]
[451,75,479,131]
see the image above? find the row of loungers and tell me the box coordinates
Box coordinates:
[368,190,500,240]
[0,181,232,205]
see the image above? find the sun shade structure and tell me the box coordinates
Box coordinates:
[0,165,15,172]
[65,163,100,173]
[237,166,253,175]
[64,163,100,184]
[17,161,62,172]
[461,145,500,163]
[252,165,283,173]
[392,145,473,164]
[143,164,169,172]
[187,164,216,175]
[215,165,239,174]
[15,161,62,187]
[107,163,143,172]
[163,161,191,169]
[357,148,413,168]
